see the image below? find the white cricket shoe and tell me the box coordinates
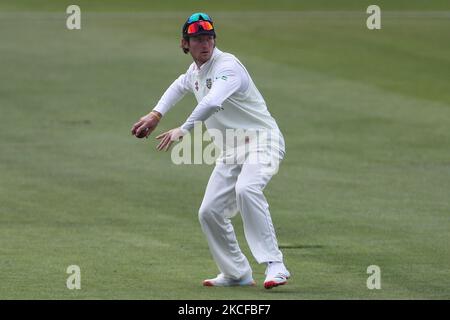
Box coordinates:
[264,262,291,289]
[203,273,256,287]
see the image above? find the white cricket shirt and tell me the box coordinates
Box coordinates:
[153,47,285,154]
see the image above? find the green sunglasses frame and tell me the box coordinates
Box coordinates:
[187,12,212,24]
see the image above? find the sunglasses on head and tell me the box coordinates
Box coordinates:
[187,20,214,35]
[187,13,211,24]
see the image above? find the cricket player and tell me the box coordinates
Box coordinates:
[131,13,290,289]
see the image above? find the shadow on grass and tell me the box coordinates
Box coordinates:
[279,244,325,249]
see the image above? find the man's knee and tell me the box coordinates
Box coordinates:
[235,182,260,201]
[198,203,218,225]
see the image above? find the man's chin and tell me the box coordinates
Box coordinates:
[198,55,211,64]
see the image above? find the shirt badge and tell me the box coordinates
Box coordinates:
[195,81,199,91]
[206,78,212,89]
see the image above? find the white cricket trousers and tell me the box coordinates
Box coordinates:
[198,147,285,280]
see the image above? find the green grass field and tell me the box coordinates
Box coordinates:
[1,0,449,299]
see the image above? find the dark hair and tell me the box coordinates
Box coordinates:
[181,38,190,54]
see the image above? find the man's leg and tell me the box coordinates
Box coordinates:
[198,163,253,281]
[235,161,284,264]
[235,149,290,288]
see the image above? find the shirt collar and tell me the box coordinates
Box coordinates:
[195,47,222,72]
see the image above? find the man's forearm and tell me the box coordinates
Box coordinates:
[181,102,219,132]
[180,71,241,132]
[153,75,189,116]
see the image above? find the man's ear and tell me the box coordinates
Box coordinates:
[180,38,189,54]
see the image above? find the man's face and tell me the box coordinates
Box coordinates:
[186,35,215,65]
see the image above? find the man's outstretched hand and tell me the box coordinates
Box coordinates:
[156,128,186,152]
[131,111,161,138]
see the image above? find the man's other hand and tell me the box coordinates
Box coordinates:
[156,127,186,152]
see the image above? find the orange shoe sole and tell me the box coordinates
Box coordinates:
[264,280,287,289]
[203,280,214,287]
